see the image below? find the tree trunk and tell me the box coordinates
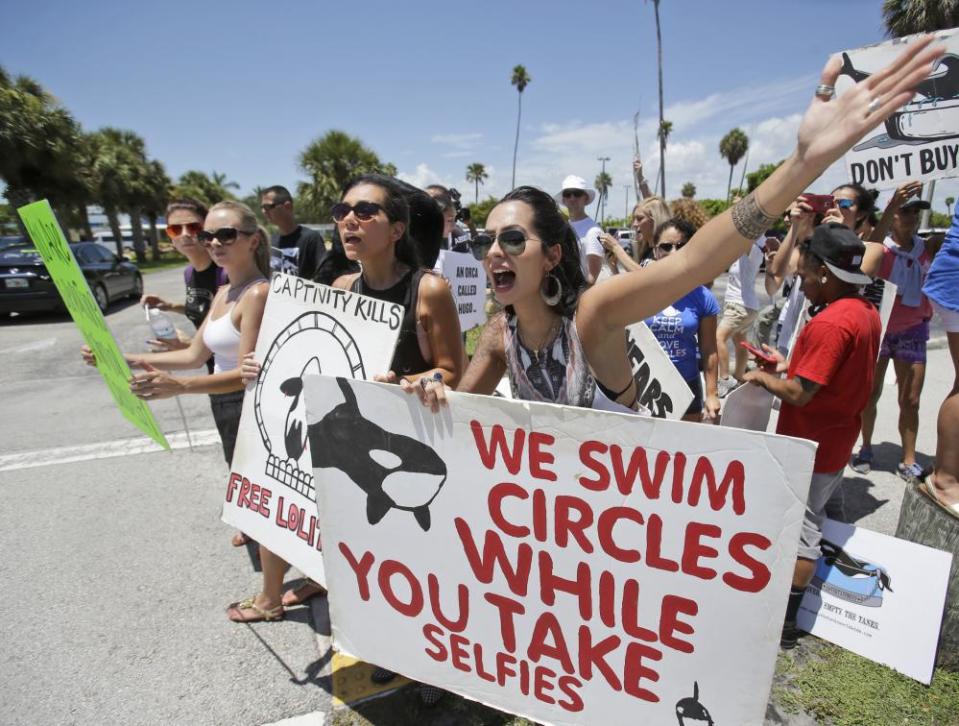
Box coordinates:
[475,180,479,204]
[78,204,93,240]
[147,213,160,261]
[105,207,125,259]
[895,482,959,670]
[655,0,665,198]
[4,187,33,238]
[726,164,735,203]
[512,93,523,189]
[129,208,147,263]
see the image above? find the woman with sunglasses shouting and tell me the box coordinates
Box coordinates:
[139,198,228,360]
[406,38,945,418]
[81,201,276,618]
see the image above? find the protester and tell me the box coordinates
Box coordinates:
[854,193,933,482]
[919,203,959,516]
[632,157,654,200]
[643,219,721,422]
[630,196,671,263]
[405,38,941,417]
[80,201,277,619]
[426,184,473,253]
[743,224,881,648]
[139,198,227,367]
[555,175,604,285]
[756,235,784,347]
[716,234,766,397]
[260,184,346,283]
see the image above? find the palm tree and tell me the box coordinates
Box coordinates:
[882,0,959,37]
[594,171,613,223]
[652,0,666,198]
[510,65,531,189]
[946,196,955,217]
[681,182,696,198]
[466,163,488,203]
[211,170,240,199]
[719,128,749,203]
[142,160,171,261]
[297,130,393,222]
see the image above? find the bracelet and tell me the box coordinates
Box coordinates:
[731,191,778,240]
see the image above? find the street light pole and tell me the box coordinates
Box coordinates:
[624,185,631,222]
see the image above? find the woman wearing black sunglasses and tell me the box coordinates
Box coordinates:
[406,39,944,416]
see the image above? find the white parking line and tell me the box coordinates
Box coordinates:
[0,428,221,472]
[260,712,326,726]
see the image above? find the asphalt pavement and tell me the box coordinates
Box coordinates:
[0,265,952,725]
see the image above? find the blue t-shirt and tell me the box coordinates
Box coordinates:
[923,207,959,313]
[645,285,720,380]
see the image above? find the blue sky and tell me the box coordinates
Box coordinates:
[4,0,957,216]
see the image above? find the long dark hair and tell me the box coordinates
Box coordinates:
[341,174,439,269]
[498,186,587,318]
[832,182,877,230]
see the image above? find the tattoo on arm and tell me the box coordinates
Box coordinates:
[798,375,819,393]
[731,191,778,240]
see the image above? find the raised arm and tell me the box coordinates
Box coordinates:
[578,38,943,335]
[868,180,923,242]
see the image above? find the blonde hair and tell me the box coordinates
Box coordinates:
[632,196,672,261]
[208,201,272,279]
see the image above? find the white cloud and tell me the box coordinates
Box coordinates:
[431,132,484,149]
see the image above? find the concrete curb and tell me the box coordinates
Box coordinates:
[929,335,951,351]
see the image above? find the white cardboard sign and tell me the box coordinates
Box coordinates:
[798,518,952,684]
[306,375,816,725]
[435,249,488,331]
[839,29,959,190]
[626,321,695,419]
[221,274,400,584]
[721,383,775,432]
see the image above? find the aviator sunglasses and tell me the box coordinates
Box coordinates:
[470,229,538,261]
[166,222,203,238]
[197,227,255,246]
[656,242,686,253]
[562,189,586,199]
[836,198,856,209]
[331,201,384,223]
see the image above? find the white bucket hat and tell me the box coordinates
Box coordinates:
[555,175,596,205]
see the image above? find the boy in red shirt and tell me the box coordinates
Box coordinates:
[744,223,880,648]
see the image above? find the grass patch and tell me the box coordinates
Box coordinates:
[773,640,959,725]
[465,325,484,357]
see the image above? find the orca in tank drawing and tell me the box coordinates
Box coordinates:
[281,356,322,461]
[307,377,447,531]
[675,681,714,726]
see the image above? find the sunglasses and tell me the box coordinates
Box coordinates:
[656,242,685,253]
[261,201,282,211]
[562,190,586,199]
[470,229,538,260]
[836,198,856,209]
[166,222,203,238]
[331,201,384,223]
[197,227,255,246]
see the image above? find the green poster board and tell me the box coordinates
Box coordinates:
[17,200,169,449]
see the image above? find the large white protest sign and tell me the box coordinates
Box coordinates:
[222,274,400,583]
[798,518,952,684]
[626,321,694,419]
[305,375,816,725]
[879,279,898,342]
[839,29,959,190]
[435,249,488,331]
[721,383,775,432]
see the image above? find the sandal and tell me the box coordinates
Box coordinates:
[231,531,252,547]
[227,597,284,623]
[918,481,959,522]
[282,579,327,607]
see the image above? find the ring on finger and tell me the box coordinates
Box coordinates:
[814,83,835,99]
[867,97,881,114]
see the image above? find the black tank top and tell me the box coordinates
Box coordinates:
[351,268,432,376]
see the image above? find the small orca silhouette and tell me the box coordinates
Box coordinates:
[841,51,959,101]
[307,377,447,530]
[675,681,714,726]
[281,356,322,461]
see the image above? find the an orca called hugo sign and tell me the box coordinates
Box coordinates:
[625,321,694,420]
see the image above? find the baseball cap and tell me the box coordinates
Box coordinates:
[805,223,873,286]
[900,198,931,211]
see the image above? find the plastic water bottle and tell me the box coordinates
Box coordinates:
[146,307,177,341]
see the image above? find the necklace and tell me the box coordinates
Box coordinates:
[518,316,562,361]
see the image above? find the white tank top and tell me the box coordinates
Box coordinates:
[202,278,266,373]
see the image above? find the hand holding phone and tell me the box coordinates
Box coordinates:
[740,340,779,366]
[802,194,835,217]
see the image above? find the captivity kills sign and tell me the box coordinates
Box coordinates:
[222,274,400,584]
[839,29,959,189]
[306,376,816,725]
[17,201,168,448]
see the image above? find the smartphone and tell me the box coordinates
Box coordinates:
[803,194,835,217]
[740,340,779,365]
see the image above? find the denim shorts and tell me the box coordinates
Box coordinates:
[683,374,704,416]
[879,320,929,364]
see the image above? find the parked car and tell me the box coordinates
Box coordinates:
[0,241,143,315]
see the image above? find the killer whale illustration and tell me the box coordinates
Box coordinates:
[675,681,714,725]
[812,539,893,608]
[841,51,959,142]
[307,377,447,531]
[281,356,323,461]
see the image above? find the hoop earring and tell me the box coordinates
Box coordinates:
[820,276,828,284]
[541,271,562,306]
